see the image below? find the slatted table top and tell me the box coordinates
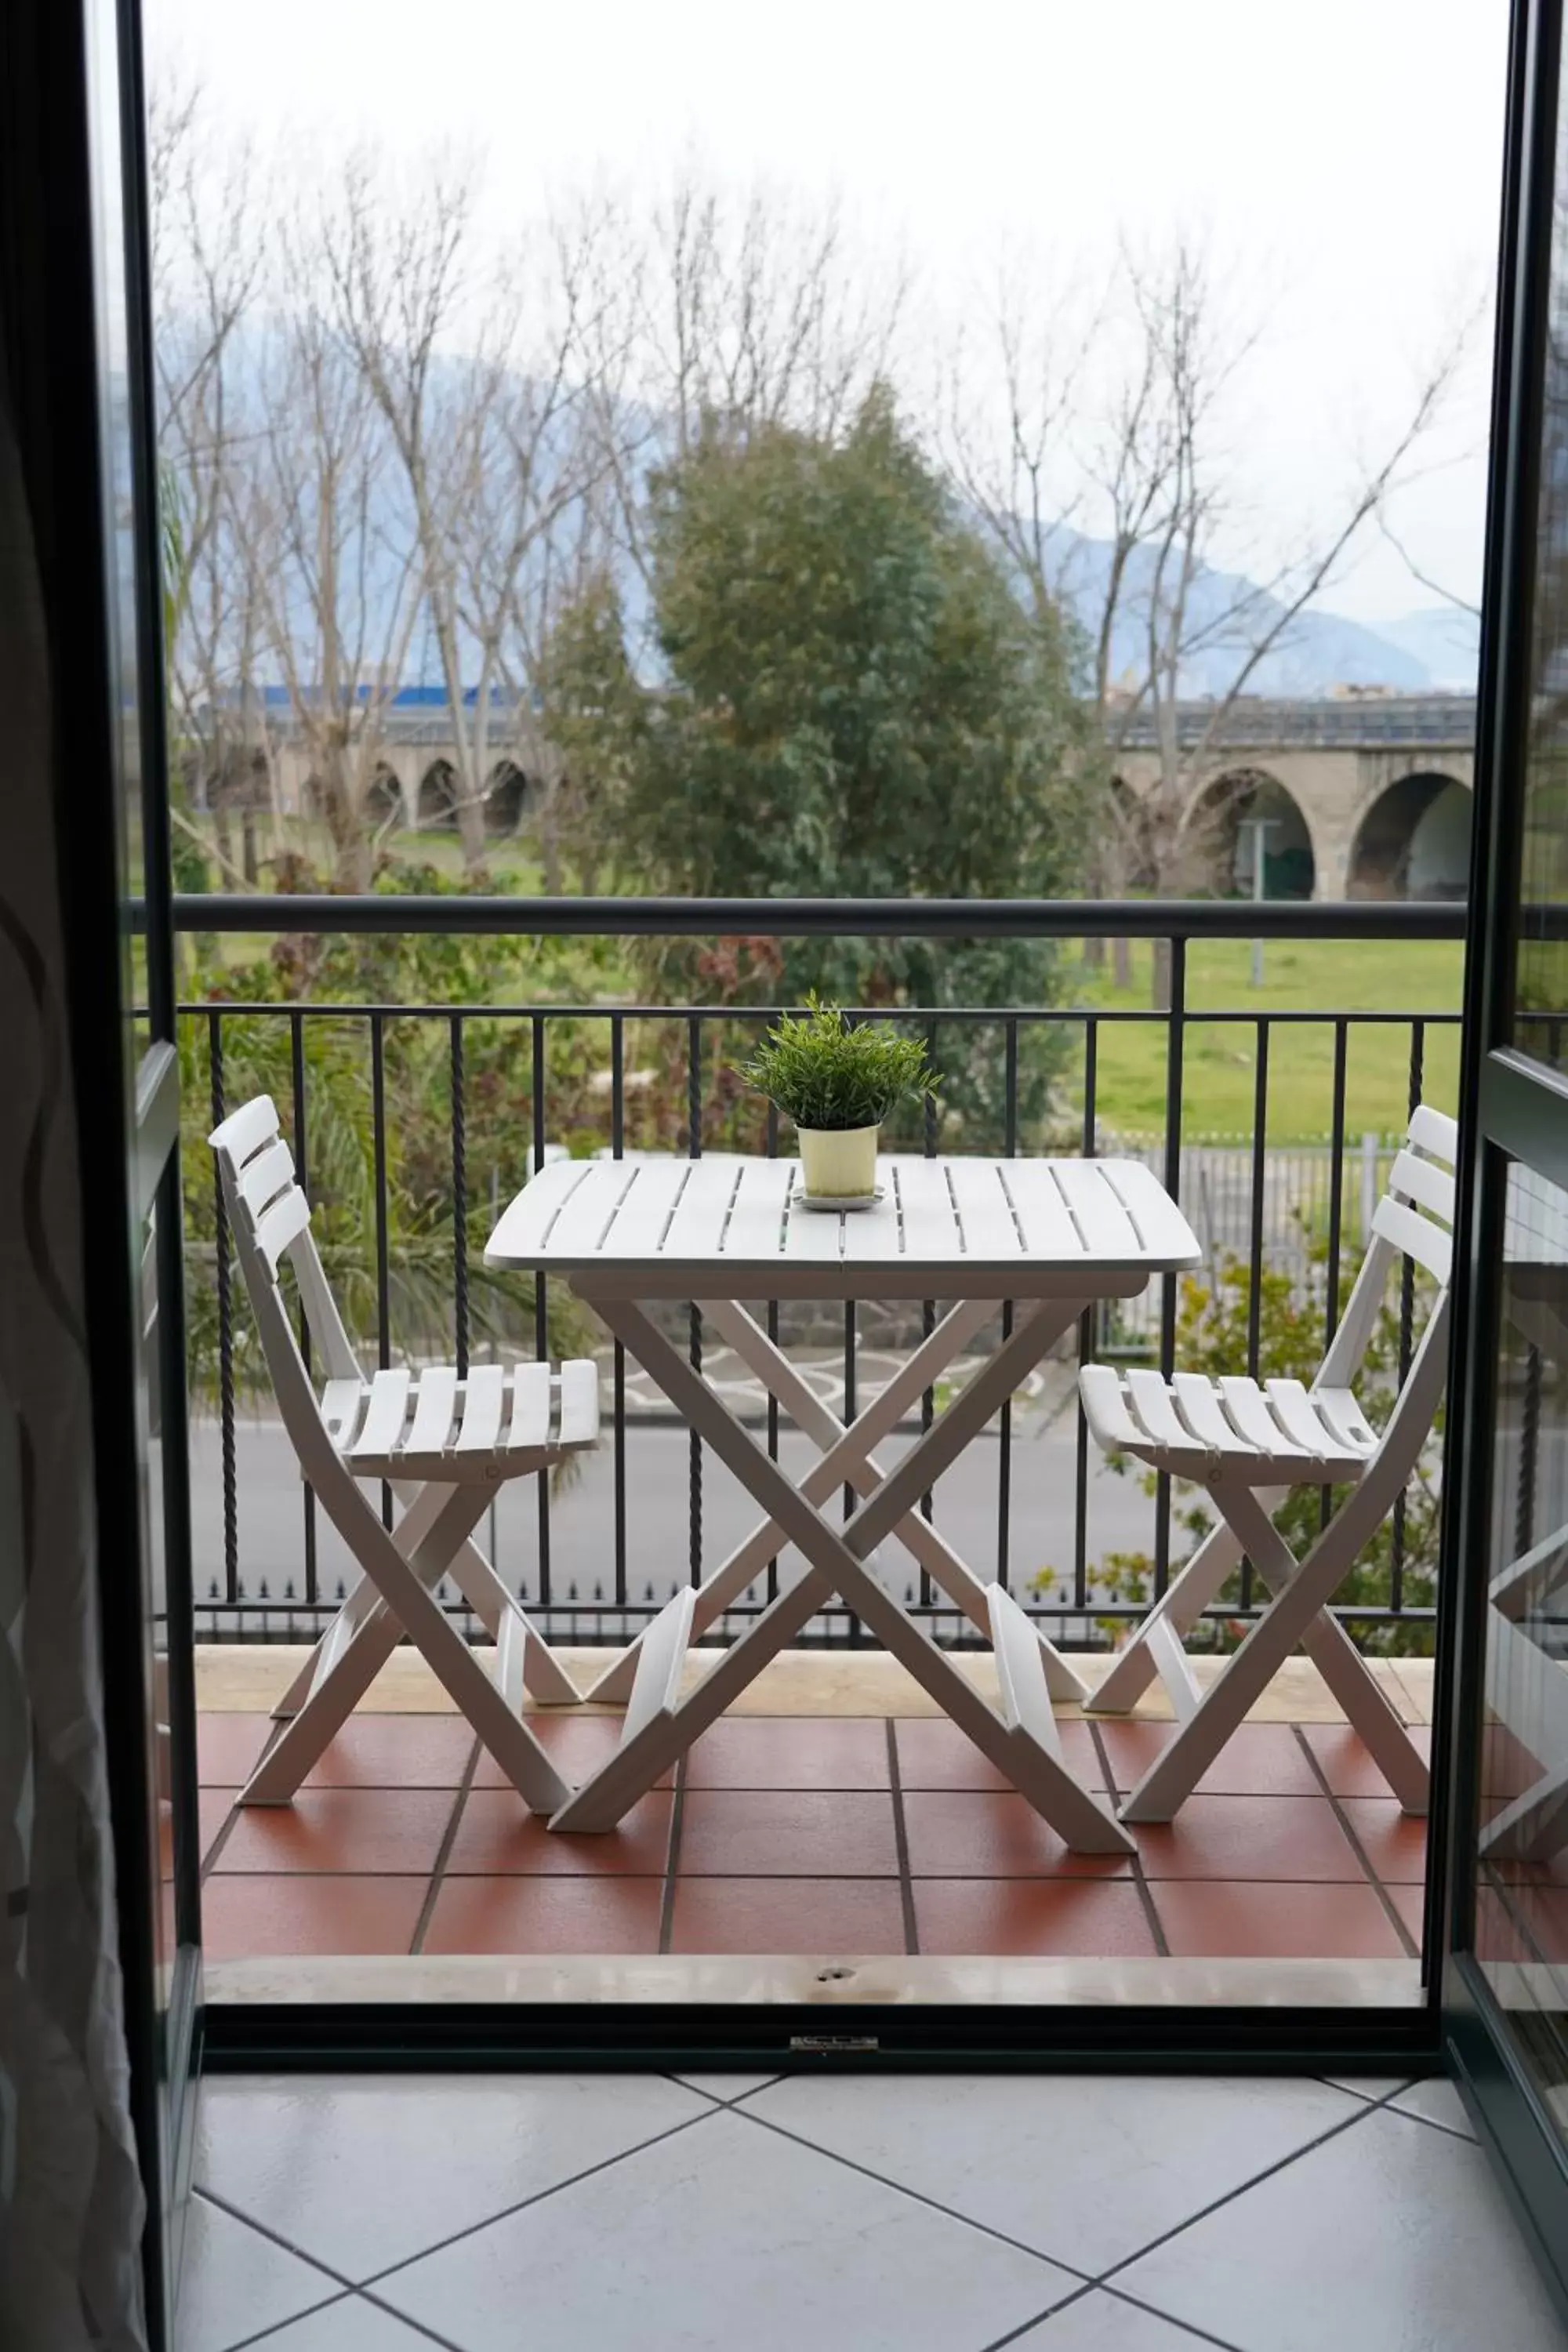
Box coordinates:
[485,1153,1201,1300]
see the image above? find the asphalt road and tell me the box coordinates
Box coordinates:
[189,1410,1163,1634]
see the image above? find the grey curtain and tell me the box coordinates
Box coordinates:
[0,317,149,2349]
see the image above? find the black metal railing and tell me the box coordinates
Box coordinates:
[175,895,1465,1656]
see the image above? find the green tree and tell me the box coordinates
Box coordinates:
[544,389,1085,1144]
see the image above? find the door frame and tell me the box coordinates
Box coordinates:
[2,2,205,2338]
[1437,0,1568,2313]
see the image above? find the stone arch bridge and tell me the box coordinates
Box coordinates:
[1112,694,1475,901]
[230,688,1477,902]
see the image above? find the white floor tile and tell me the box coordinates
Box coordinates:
[247,2297,446,2349]
[1322,2077,1411,2103]
[177,2194,338,2352]
[378,2106,1075,2352]
[742,2073,1364,2272]
[673,2071,781,2103]
[1388,2078,1477,2139]
[1012,2288,1229,2347]
[194,2073,710,2283]
[1119,2105,1568,2352]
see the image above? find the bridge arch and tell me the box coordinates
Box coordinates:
[1347,771,1471,899]
[485,759,533,837]
[1184,767,1318,900]
[367,763,404,829]
[416,759,459,829]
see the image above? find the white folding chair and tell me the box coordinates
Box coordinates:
[1079,1104,1456,1824]
[211,1096,594,1812]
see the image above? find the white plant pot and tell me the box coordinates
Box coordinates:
[797,1123,880,1198]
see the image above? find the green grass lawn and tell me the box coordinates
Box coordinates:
[1058,937,1464,1143]
[180,820,1465,1146]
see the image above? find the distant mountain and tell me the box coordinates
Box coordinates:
[1359,605,1481,691]
[1037,526,1447,697]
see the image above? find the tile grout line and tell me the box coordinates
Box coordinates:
[408,1737,483,1956]
[354,2105,726,2291]
[1087,1717,1170,1957]
[1090,2089,1390,2288]
[659,1751,690,1955]
[229,2278,467,2352]
[1291,1724,1420,1958]
[726,2103,1101,2287]
[886,1720,920,1955]
[195,2105,728,2308]
[978,2278,1251,2352]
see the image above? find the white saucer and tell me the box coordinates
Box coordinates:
[797,1187,886,1212]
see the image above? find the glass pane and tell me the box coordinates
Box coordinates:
[1472,1155,1568,2141]
[1514,37,1568,1069]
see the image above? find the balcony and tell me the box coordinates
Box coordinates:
[175,892,1463,2001]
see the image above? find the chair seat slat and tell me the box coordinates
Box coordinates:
[455,1364,506,1453]
[350,1368,412,1461]
[506,1362,553,1450]
[1217,1376,1305,1455]
[405,1367,459,1460]
[554,1359,601,1446]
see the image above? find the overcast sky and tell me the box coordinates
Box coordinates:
[146,0,1509,625]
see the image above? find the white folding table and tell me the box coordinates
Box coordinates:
[486,1152,1200,1849]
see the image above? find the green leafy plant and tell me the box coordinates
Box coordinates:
[737,996,940,1132]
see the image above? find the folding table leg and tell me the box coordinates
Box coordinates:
[583,1296,996,1704]
[564,1292,1130,1848]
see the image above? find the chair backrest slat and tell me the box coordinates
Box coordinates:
[254,1185,314,1275]
[1370,1192,1453,1287]
[1314,1102,1455,1399]
[238,1136,298,1219]
[1386,1146,1456,1227]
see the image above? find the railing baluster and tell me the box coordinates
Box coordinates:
[1154,936,1186,1600]
[450,1014,468,1380]
[290,1010,317,1607]
[688,1014,702,1592]
[920,1021,938,1601]
[1073,1013,1098,1622]
[1240,1018,1270,1615]
[371,1013,393,1530]
[766,1096,780,1606]
[1390,1018,1425,1615]
[612,1014,626,1610]
[997,1017,1018,1594]
[1321,1018,1350,1534]
[209,1010,238,1609]
[532,1012,550,1606]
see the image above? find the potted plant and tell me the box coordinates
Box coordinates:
[737,996,939,1199]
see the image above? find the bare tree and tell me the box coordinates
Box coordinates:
[235,202,426,893]
[955,239,1470,985]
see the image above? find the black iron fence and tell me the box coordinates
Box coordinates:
[176,895,1465,1656]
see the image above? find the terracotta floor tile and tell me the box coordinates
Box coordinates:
[198,1713,273,1785]
[669,1877,907,1955]
[302,1715,477,1788]
[1338,1798,1429,1884]
[1386,1881,1427,1951]
[445,1788,674,1877]
[1134,1795,1364,1881]
[159,1788,235,1878]
[895,1717,1105,1793]
[684,1716,890,1791]
[914,1878,1157,1958]
[1151,1881,1406,1960]
[201,1874,428,1959]
[677,1790,899,1876]
[1098,1721,1323,1799]
[472,1712,674,1792]
[902,1789,1131,1878]
[214,1788,458,1876]
[423,1875,663,1955]
[1301,1722,1432,1799]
